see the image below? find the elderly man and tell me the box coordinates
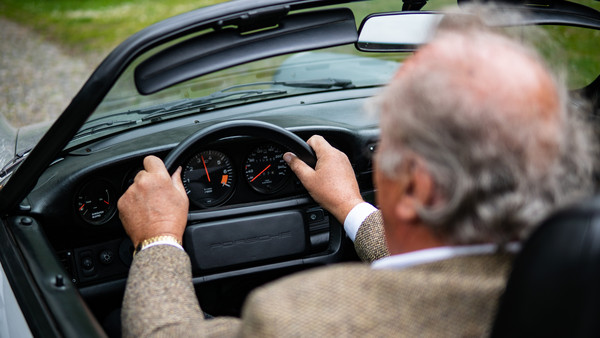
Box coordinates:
[118,13,595,337]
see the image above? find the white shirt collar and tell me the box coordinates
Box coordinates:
[371,243,520,270]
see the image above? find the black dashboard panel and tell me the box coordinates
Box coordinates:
[20,87,380,321]
[19,92,379,321]
[186,210,307,270]
[26,121,378,289]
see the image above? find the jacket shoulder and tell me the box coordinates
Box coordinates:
[240,254,512,337]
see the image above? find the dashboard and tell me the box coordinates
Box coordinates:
[74,140,305,226]
[26,123,377,309]
[22,92,380,319]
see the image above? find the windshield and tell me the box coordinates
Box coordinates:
[2,0,599,168]
[69,44,406,147]
[99,48,402,114]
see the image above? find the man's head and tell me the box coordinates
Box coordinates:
[373,13,596,253]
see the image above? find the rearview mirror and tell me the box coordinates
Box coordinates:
[357,5,600,53]
[357,12,443,52]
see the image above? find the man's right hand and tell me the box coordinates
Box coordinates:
[117,155,189,248]
[284,135,364,224]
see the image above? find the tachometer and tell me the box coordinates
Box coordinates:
[244,144,290,194]
[75,180,117,225]
[182,150,235,208]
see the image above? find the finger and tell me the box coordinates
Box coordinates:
[171,166,187,195]
[306,135,332,158]
[284,152,314,183]
[117,194,127,214]
[143,155,169,176]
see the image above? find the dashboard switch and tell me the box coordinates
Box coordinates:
[99,249,114,265]
[80,253,96,277]
[307,209,324,223]
[82,257,94,269]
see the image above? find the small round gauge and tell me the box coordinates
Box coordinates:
[182,150,235,208]
[244,144,290,194]
[75,180,117,225]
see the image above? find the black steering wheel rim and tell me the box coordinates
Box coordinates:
[164,120,316,173]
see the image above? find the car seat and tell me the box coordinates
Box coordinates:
[491,196,600,337]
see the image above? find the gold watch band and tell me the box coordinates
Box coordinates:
[133,235,182,256]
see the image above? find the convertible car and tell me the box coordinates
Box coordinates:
[1,0,599,336]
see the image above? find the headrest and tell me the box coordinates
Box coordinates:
[492,196,600,337]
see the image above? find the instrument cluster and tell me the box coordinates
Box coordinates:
[182,143,291,208]
[73,141,301,225]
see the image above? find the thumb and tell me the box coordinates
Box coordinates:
[284,152,314,183]
[171,166,187,195]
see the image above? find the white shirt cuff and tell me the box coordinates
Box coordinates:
[343,202,378,241]
[142,240,184,252]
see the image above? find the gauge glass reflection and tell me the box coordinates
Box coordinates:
[182,150,235,208]
[244,144,290,194]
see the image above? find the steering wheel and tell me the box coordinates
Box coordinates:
[163,120,318,271]
[163,120,316,173]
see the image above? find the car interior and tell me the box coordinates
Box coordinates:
[1,0,599,336]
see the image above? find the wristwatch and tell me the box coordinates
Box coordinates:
[133,235,182,256]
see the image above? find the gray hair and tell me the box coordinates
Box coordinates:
[372,11,597,244]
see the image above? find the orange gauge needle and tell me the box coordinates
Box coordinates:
[104,200,110,205]
[221,174,229,186]
[251,164,271,182]
[79,204,86,211]
[201,155,211,182]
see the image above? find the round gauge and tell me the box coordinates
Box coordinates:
[182,150,235,208]
[75,180,117,225]
[244,144,290,194]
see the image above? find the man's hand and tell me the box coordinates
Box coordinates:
[284,135,364,224]
[118,155,189,247]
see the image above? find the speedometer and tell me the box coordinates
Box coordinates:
[244,144,290,194]
[182,150,235,208]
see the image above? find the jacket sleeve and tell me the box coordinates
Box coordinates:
[121,245,241,337]
[353,210,390,262]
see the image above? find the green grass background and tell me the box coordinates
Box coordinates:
[0,0,599,87]
[1,0,599,51]
[0,0,221,54]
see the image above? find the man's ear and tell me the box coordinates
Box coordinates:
[394,158,435,223]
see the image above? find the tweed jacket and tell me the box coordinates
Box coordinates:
[122,211,514,337]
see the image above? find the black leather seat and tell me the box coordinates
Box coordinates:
[492,196,600,337]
